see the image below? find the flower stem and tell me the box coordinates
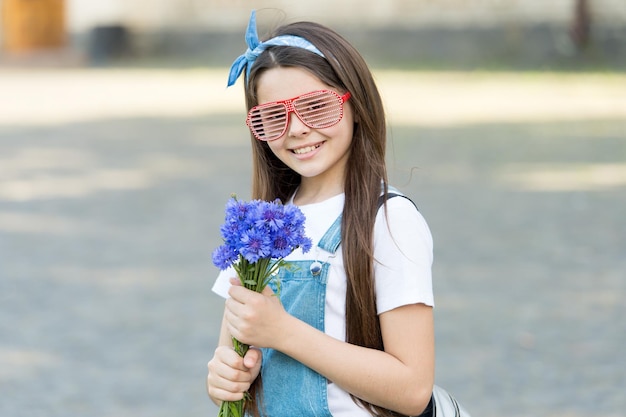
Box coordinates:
[232,336,249,357]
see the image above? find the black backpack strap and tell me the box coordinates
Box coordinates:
[377,190,418,211]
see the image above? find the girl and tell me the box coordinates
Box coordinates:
[207,11,435,417]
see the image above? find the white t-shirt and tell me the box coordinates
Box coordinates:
[212,192,434,416]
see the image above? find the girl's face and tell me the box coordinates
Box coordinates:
[255,67,354,190]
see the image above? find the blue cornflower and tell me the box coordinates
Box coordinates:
[220,219,243,247]
[255,200,285,231]
[239,227,271,263]
[224,197,253,224]
[212,244,238,270]
[271,231,292,258]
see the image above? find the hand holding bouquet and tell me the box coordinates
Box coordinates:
[212,197,311,416]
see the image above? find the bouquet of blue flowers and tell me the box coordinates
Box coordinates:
[212,196,312,417]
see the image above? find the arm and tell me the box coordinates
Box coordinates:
[226,284,434,416]
[285,302,434,415]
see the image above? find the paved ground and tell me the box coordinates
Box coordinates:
[0,67,625,417]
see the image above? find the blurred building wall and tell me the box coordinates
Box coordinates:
[2,0,625,39]
[1,0,623,68]
[51,0,626,32]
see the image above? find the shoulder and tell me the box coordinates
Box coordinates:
[375,191,432,248]
[373,190,434,312]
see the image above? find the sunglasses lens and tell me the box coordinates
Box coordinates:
[294,91,343,128]
[247,103,287,141]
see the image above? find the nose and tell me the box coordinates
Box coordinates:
[285,111,310,138]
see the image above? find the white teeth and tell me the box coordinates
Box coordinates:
[293,144,320,154]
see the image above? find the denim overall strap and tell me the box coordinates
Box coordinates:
[257,219,342,416]
[317,214,342,254]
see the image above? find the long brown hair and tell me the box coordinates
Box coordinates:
[245,21,396,417]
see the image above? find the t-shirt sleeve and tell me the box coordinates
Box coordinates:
[212,266,235,299]
[374,196,434,314]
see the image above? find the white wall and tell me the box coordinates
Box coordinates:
[65,0,126,31]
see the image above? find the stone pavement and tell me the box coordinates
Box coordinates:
[0,68,625,417]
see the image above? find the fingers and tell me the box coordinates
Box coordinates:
[228,277,275,296]
[227,285,265,311]
[206,346,258,403]
[243,347,262,370]
[223,293,263,344]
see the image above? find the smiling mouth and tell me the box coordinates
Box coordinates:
[292,143,322,155]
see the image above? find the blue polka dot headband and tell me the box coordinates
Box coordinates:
[226,10,325,87]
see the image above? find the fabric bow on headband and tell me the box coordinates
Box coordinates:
[226,10,325,87]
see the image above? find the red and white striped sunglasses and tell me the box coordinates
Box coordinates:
[246,89,351,141]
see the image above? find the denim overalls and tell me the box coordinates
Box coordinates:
[257,189,411,416]
[259,213,342,417]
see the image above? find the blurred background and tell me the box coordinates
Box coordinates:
[0,1,625,416]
